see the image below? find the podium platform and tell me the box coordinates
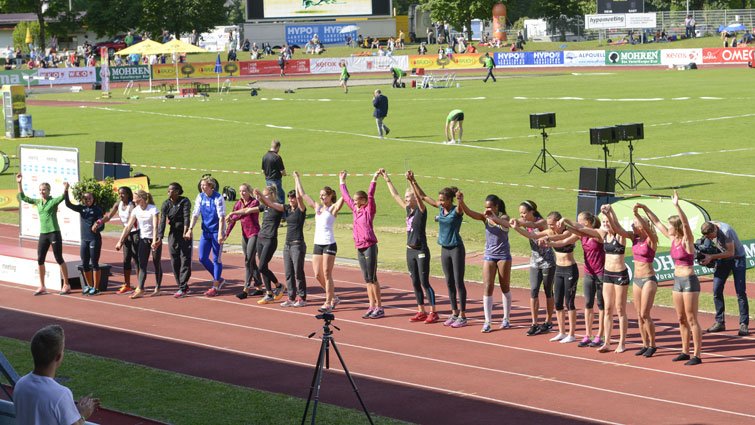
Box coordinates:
[0,244,80,291]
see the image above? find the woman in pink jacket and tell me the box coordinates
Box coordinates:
[340,169,384,319]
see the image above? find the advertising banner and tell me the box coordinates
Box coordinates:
[0,70,37,86]
[493,51,564,67]
[309,55,409,74]
[564,50,606,66]
[18,145,80,245]
[153,61,242,80]
[268,0,371,19]
[626,13,656,28]
[1,84,26,138]
[238,59,310,76]
[112,176,150,194]
[0,189,18,210]
[605,50,660,65]
[100,47,110,93]
[585,14,627,29]
[285,23,358,45]
[701,48,755,64]
[410,53,486,70]
[36,67,97,84]
[660,48,702,66]
[494,52,526,67]
[97,65,151,82]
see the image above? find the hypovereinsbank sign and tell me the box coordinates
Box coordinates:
[96,65,151,82]
[606,50,661,65]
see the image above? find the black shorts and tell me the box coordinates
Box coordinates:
[603,269,630,286]
[313,243,337,256]
[450,112,464,122]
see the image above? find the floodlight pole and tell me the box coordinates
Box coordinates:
[616,140,651,190]
[529,128,566,173]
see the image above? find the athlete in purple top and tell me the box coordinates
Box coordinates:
[576,211,605,347]
[340,169,384,319]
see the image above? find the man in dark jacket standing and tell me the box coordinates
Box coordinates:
[373,89,390,139]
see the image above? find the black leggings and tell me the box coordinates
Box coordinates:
[243,234,262,289]
[407,247,435,306]
[168,232,192,291]
[137,238,163,291]
[357,244,378,283]
[529,266,555,299]
[80,236,102,271]
[583,273,605,310]
[37,231,64,265]
[554,264,579,311]
[256,236,279,292]
[284,242,307,300]
[441,244,466,312]
[122,231,139,271]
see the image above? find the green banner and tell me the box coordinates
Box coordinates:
[0,70,38,85]
[96,66,151,82]
[626,239,755,282]
[606,50,661,65]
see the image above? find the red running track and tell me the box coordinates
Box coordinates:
[1,223,754,424]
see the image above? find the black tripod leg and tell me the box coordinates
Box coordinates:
[632,164,651,188]
[616,162,631,190]
[529,150,546,173]
[301,338,328,425]
[330,339,375,425]
[544,149,566,172]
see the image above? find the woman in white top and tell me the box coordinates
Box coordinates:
[116,190,162,299]
[296,173,344,313]
[102,186,139,294]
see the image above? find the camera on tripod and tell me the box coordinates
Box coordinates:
[694,236,721,267]
[316,312,335,322]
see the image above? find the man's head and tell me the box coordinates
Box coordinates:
[30,325,65,369]
[270,139,281,152]
[374,89,381,97]
[701,221,719,240]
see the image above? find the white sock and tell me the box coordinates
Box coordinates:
[502,291,511,320]
[483,295,493,323]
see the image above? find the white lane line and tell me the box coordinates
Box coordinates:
[2,282,754,386]
[1,299,752,421]
[0,303,619,425]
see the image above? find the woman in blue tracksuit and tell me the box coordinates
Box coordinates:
[187,177,226,297]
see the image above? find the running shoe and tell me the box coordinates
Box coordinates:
[81,285,91,295]
[526,324,540,336]
[362,308,375,319]
[130,289,144,299]
[273,285,284,301]
[257,294,275,304]
[174,289,187,299]
[333,296,341,307]
[217,279,226,290]
[549,333,566,342]
[280,299,296,307]
[443,315,458,327]
[369,308,385,319]
[87,286,97,295]
[33,289,48,296]
[425,312,440,324]
[410,312,428,322]
[739,324,749,336]
[588,336,603,347]
[559,335,577,344]
[204,287,218,297]
[643,347,657,358]
[116,285,132,295]
[481,322,492,333]
[149,289,161,297]
[293,298,307,308]
[250,288,265,296]
[499,319,511,329]
[635,347,649,356]
[672,353,691,362]
[450,317,468,328]
[236,291,248,300]
[318,304,332,313]
[539,322,553,333]
[578,336,591,347]
[684,356,702,366]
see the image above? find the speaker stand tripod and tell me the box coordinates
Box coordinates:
[301,318,374,425]
[616,140,651,190]
[529,128,566,173]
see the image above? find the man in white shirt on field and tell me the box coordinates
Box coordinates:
[13,325,99,425]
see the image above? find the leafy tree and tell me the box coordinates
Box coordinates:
[71,178,119,212]
[3,0,69,50]
[533,0,586,41]
[12,20,39,52]
[83,0,143,37]
[416,0,499,40]
[227,0,245,25]
[139,0,229,39]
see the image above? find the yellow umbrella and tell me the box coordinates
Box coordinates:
[116,39,166,92]
[25,27,32,45]
[161,39,208,90]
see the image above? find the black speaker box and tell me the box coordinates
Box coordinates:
[95,141,123,163]
[529,112,556,129]
[94,163,130,181]
[576,194,614,217]
[589,126,618,145]
[92,83,102,90]
[615,123,644,141]
[579,167,616,196]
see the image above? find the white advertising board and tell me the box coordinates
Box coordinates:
[585,13,656,29]
[18,145,80,245]
[564,50,606,66]
[309,55,409,74]
[36,67,97,85]
[661,48,702,65]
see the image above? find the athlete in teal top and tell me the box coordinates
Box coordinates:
[483,52,496,83]
[339,62,350,94]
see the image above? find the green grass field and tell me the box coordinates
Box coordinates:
[1,65,752,423]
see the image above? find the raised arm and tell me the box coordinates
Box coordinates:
[294,172,306,212]
[62,183,83,213]
[638,202,670,239]
[409,175,439,208]
[560,218,604,241]
[672,190,695,254]
[509,221,548,240]
[383,169,407,209]
[339,170,355,211]
[294,171,317,209]
[456,190,484,221]
[601,204,632,239]
[254,188,285,212]
[633,204,658,246]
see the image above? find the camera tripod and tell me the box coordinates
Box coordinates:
[529,128,566,173]
[301,314,374,425]
[616,140,651,190]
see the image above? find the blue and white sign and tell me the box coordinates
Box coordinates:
[285,23,357,46]
[494,51,564,67]
[564,50,606,66]
[494,52,526,66]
